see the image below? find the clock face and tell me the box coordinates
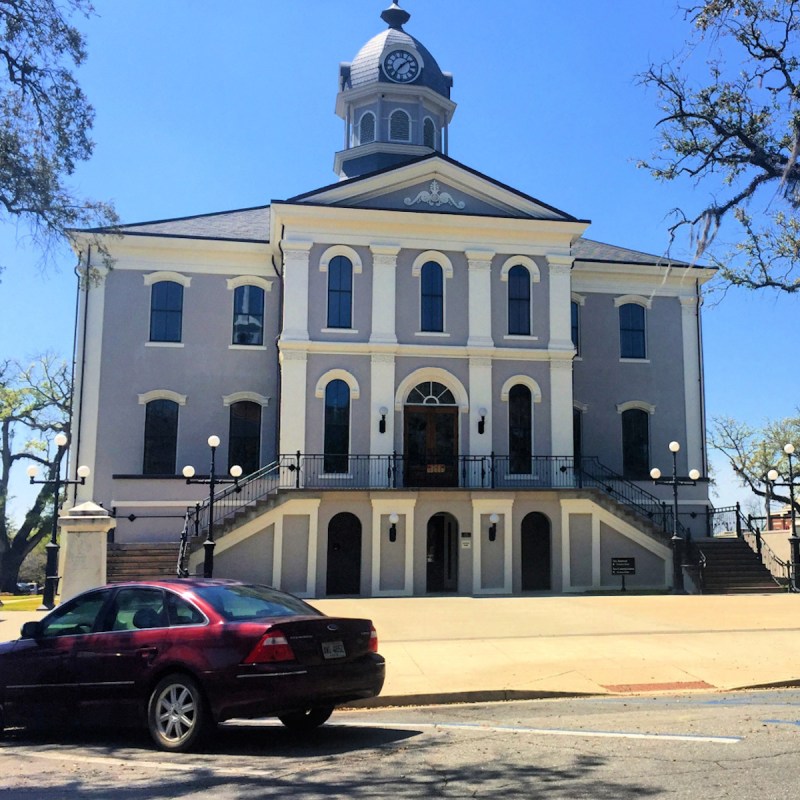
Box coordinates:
[383,49,420,83]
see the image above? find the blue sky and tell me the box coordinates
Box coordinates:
[2,0,797,520]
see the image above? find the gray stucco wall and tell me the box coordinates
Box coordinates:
[599,524,665,587]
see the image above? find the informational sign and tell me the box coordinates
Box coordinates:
[461,531,472,549]
[611,557,636,575]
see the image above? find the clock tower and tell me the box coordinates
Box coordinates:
[334,2,456,179]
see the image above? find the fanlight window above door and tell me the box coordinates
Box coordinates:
[406,382,456,406]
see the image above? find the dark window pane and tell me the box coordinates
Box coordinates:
[423,118,435,148]
[229,401,261,475]
[40,590,109,637]
[233,285,264,345]
[360,113,375,144]
[622,409,649,479]
[143,399,178,475]
[421,262,443,332]
[390,110,410,141]
[573,408,583,462]
[327,256,353,328]
[571,301,580,353]
[620,303,646,359]
[509,384,532,474]
[324,379,350,473]
[508,265,531,335]
[165,592,206,626]
[150,281,183,342]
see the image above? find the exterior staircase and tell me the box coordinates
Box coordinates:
[106,542,180,583]
[696,537,786,594]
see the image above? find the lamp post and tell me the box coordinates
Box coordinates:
[182,435,242,579]
[650,441,701,593]
[767,443,798,591]
[26,433,91,610]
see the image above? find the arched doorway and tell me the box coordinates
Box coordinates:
[404,381,459,487]
[426,512,459,593]
[326,512,362,595]
[521,512,551,591]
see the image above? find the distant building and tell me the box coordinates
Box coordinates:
[70,3,714,596]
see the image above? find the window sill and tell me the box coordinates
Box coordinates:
[503,335,539,342]
[415,331,450,338]
[619,358,650,364]
[321,328,360,335]
[229,344,268,351]
[146,341,184,348]
[318,473,353,480]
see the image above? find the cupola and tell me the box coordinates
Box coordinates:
[334,2,456,179]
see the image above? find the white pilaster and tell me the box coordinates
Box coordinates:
[370,354,396,457]
[546,254,574,352]
[370,497,416,596]
[550,359,574,456]
[591,514,601,587]
[370,244,400,345]
[466,250,495,347]
[680,296,703,473]
[281,240,313,342]
[468,357,493,457]
[471,497,514,595]
[305,500,321,598]
[278,350,308,455]
[272,515,284,589]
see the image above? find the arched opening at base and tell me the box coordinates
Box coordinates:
[326,512,362,596]
[521,512,551,591]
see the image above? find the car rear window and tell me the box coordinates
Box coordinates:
[194,584,321,621]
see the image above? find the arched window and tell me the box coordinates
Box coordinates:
[507,265,531,335]
[509,384,533,474]
[228,401,261,475]
[324,379,350,474]
[619,303,646,359]
[621,408,649,479]
[359,112,375,144]
[232,285,264,345]
[423,117,435,148]
[420,261,444,332]
[406,381,456,406]
[389,109,411,142]
[149,281,183,342]
[143,399,178,474]
[327,255,353,329]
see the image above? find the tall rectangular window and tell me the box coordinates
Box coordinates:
[420,261,444,332]
[619,303,646,359]
[143,399,179,474]
[509,385,533,474]
[232,285,265,345]
[324,380,350,474]
[150,281,183,342]
[228,401,261,475]
[571,301,580,354]
[508,265,531,335]
[327,256,353,329]
[622,409,649,479]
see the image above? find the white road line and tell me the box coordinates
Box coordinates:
[335,721,742,744]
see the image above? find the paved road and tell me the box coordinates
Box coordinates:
[1,689,798,798]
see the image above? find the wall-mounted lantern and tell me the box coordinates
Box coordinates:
[389,512,399,543]
[379,406,389,434]
[488,512,499,542]
[478,407,488,435]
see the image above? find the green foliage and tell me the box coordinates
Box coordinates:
[0,0,117,265]
[639,0,800,293]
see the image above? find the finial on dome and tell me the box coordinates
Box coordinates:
[381,1,411,31]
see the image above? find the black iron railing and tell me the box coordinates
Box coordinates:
[179,453,679,563]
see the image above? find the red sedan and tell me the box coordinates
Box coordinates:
[0,579,385,751]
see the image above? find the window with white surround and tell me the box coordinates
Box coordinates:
[507,265,531,335]
[509,384,533,474]
[149,282,183,342]
[359,111,376,144]
[327,256,353,328]
[232,285,265,345]
[143,399,179,474]
[615,296,650,359]
[621,408,650,479]
[420,261,444,332]
[389,109,411,142]
[228,401,261,474]
[324,379,350,474]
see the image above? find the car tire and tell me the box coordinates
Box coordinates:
[278,705,335,731]
[147,674,208,752]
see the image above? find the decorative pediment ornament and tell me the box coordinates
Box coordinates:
[404,180,466,210]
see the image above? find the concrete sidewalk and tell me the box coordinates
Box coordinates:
[3,593,800,705]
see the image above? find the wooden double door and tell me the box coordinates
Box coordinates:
[404,406,458,488]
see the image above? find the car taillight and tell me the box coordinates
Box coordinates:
[243,628,295,664]
[369,625,378,653]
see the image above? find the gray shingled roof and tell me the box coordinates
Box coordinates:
[112,206,271,242]
[348,28,451,98]
[573,238,693,267]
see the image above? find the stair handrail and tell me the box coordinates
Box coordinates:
[176,509,191,578]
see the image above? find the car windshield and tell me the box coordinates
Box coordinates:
[193,584,321,622]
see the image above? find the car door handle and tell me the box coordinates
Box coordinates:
[137,647,158,663]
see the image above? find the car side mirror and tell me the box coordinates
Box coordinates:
[20,621,43,640]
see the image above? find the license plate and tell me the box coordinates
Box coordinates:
[322,640,346,659]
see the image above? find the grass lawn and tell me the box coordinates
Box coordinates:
[0,595,44,611]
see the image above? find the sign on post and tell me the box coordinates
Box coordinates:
[611,557,636,592]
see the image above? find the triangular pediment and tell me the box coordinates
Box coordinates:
[286,155,582,222]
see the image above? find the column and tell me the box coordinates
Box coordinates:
[680,296,703,473]
[550,359,574,456]
[370,354,396,458]
[546,254,574,352]
[278,350,308,456]
[58,501,116,602]
[466,250,494,348]
[469,357,492,457]
[370,245,400,345]
[281,240,313,342]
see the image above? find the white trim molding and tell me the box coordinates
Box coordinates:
[412,250,454,278]
[571,292,586,306]
[226,275,273,292]
[616,400,656,415]
[137,389,187,406]
[500,376,542,403]
[143,271,191,288]
[319,244,363,274]
[314,369,361,400]
[222,391,270,407]
[394,367,469,413]
[614,294,652,309]
[499,255,541,283]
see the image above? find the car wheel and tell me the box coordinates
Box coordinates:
[147,674,207,752]
[278,705,334,731]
